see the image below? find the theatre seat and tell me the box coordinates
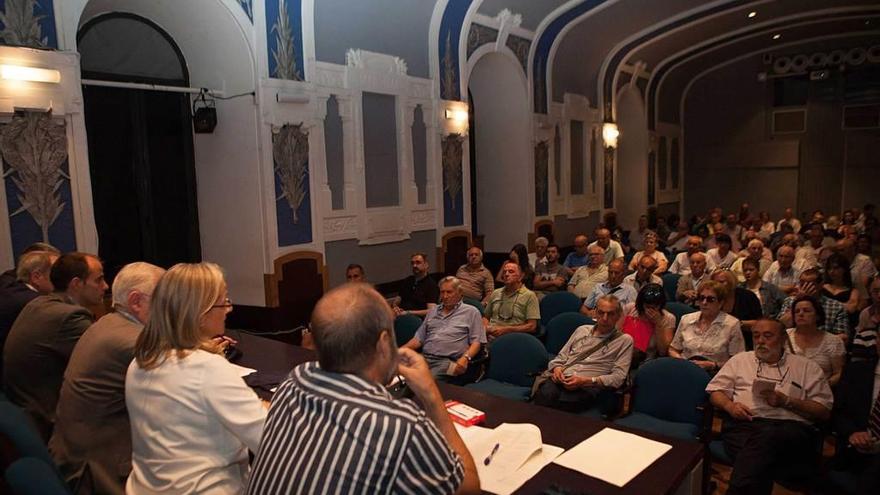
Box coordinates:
[661,273,680,302]
[544,312,594,356]
[4,457,71,495]
[394,314,423,347]
[0,401,58,470]
[466,333,548,402]
[613,358,710,440]
[539,292,581,328]
[462,297,484,315]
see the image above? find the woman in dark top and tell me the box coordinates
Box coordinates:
[711,269,762,349]
[823,253,861,329]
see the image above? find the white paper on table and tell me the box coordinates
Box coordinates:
[552,427,672,487]
[228,363,257,377]
[454,423,563,495]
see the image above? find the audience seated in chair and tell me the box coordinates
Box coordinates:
[776,268,849,342]
[0,249,58,383]
[667,221,691,253]
[49,262,165,495]
[394,252,438,318]
[483,262,540,340]
[455,246,494,303]
[739,257,787,320]
[345,263,367,283]
[628,233,668,275]
[495,244,535,290]
[404,276,486,385]
[620,284,675,367]
[533,243,568,297]
[582,259,636,318]
[711,269,763,340]
[562,234,590,276]
[706,233,738,270]
[247,283,479,495]
[623,255,662,292]
[785,296,845,386]
[628,215,654,252]
[707,319,832,495]
[531,295,633,413]
[126,262,266,494]
[669,236,708,276]
[588,228,625,266]
[529,236,549,269]
[669,280,745,374]
[3,252,107,441]
[731,239,771,283]
[676,252,710,306]
[567,245,608,299]
[837,238,879,308]
[764,245,802,295]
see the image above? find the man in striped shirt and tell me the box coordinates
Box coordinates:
[247,283,479,495]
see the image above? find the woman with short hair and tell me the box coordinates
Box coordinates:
[620,284,675,367]
[786,296,845,386]
[669,280,745,373]
[628,234,668,275]
[126,262,266,494]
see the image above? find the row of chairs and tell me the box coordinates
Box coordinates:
[0,394,70,494]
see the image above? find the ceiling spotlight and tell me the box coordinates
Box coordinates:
[747,11,757,19]
[772,34,782,40]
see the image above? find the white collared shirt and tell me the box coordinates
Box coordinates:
[671,311,745,366]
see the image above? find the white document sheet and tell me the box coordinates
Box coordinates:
[228,363,257,377]
[553,427,672,487]
[454,423,564,495]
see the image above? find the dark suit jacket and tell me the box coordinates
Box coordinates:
[0,280,40,381]
[833,357,878,465]
[2,293,94,440]
[49,312,142,495]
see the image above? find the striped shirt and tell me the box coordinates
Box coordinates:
[246,362,463,495]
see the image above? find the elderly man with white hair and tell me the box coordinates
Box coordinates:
[50,261,166,495]
[529,236,549,268]
[404,276,485,385]
[669,236,711,276]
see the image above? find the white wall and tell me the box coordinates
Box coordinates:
[468,51,531,252]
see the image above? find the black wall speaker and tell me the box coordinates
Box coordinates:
[192,107,217,133]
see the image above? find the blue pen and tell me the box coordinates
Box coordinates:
[483,443,500,465]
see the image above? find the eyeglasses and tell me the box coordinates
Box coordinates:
[211,297,233,310]
[696,295,718,303]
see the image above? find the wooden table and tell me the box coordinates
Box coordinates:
[231,330,704,495]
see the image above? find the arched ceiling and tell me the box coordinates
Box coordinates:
[456,0,879,121]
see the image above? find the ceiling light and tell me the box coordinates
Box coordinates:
[0,64,61,83]
[444,108,468,123]
[772,34,782,40]
[747,11,757,19]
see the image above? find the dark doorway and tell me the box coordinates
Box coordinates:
[78,14,201,280]
[82,86,201,278]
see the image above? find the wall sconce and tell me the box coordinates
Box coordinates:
[444,107,469,123]
[602,122,619,149]
[0,64,61,83]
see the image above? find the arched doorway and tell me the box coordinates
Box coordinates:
[467,51,531,253]
[615,86,649,230]
[78,14,201,279]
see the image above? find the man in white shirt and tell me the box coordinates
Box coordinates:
[777,207,802,235]
[676,252,709,305]
[669,236,710,276]
[708,319,832,495]
[763,245,802,295]
[731,239,771,283]
[838,238,878,306]
[589,228,625,265]
[667,221,691,252]
[623,255,662,292]
[707,233,737,270]
[629,215,653,252]
[568,246,608,299]
[529,236,549,268]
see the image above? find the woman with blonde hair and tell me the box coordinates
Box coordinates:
[711,268,762,347]
[126,262,266,494]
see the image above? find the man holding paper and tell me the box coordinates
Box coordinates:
[532,295,633,412]
[707,318,833,495]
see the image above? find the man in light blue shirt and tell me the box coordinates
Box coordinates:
[582,259,637,318]
[404,276,485,384]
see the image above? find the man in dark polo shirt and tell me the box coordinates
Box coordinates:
[395,252,438,318]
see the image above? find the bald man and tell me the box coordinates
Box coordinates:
[669,236,710,276]
[562,234,591,275]
[588,228,625,265]
[837,238,878,306]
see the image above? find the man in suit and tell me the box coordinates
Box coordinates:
[3,252,108,440]
[0,250,59,382]
[50,262,165,495]
[0,242,59,289]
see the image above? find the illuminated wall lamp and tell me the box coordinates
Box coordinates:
[0,64,61,83]
[444,107,468,123]
[602,122,620,149]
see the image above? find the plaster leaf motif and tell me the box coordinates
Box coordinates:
[273,123,309,223]
[442,134,464,210]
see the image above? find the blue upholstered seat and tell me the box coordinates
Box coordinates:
[661,272,680,302]
[544,312,594,356]
[393,314,423,347]
[539,291,582,328]
[465,333,548,402]
[614,412,700,440]
[0,401,57,468]
[665,301,698,327]
[4,457,71,495]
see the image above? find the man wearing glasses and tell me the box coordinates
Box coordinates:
[567,245,608,299]
[483,262,540,339]
[707,319,833,495]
